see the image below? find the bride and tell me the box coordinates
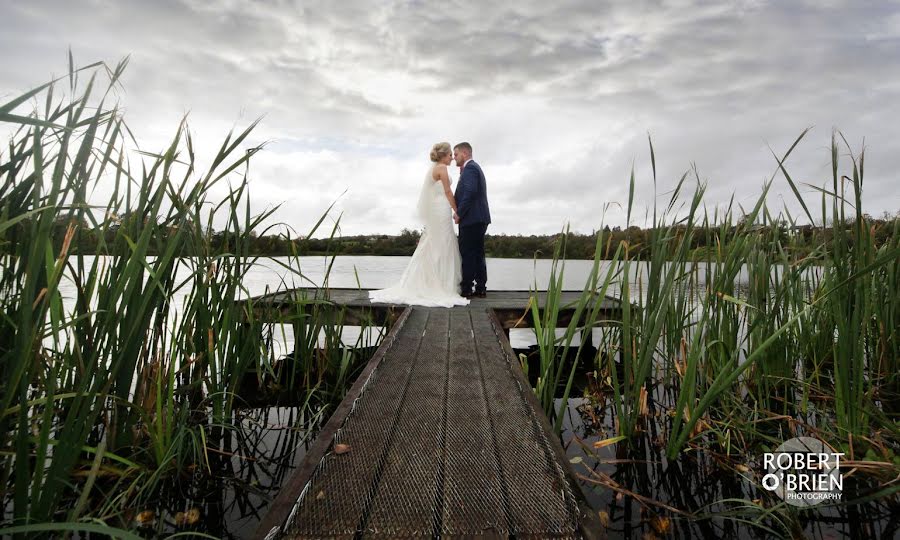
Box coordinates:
[369,142,469,307]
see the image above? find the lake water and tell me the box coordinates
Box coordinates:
[53,255,639,353]
[245,255,636,350]
[51,255,672,364]
[60,253,784,305]
[228,254,801,304]
[57,255,794,353]
[49,256,874,539]
[237,255,632,295]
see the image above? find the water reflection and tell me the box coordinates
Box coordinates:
[135,360,898,539]
[140,406,323,539]
[560,397,899,539]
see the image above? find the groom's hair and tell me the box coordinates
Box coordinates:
[454,142,473,155]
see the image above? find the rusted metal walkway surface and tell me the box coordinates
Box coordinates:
[256,300,605,539]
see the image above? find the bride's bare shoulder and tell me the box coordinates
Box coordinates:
[432,163,448,180]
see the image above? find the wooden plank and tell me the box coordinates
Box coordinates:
[246,288,621,313]
[485,309,605,539]
[253,307,415,539]
[257,302,608,539]
[281,309,430,538]
[363,309,449,535]
[440,309,508,535]
[470,309,578,536]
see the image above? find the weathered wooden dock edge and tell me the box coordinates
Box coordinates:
[254,301,606,539]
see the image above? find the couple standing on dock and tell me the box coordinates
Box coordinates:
[370,142,491,307]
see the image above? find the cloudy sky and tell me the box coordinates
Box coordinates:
[1,0,898,236]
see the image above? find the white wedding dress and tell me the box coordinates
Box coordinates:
[369,166,469,307]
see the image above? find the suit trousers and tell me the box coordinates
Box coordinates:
[458,222,488,294]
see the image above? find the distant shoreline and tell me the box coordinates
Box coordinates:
[33,216,900,260]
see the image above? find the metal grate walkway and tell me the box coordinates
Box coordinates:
[259,306,600,539]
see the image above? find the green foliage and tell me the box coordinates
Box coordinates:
[22,215,897,260]
[0,59,365,533]
[529,226,621,432]
[531,131,899,467]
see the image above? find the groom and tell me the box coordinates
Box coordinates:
[452,142,491,298]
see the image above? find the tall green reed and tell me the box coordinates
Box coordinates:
[530,225,622,433]
[0,57,364,531]
[666,131,900,455]
[609,141,704,440]
[524,128,897,460]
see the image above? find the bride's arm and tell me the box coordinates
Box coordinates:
[437,166,458,214]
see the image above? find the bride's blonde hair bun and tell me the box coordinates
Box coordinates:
[430,142,451,162]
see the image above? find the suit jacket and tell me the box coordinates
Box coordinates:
[454,160,491,227]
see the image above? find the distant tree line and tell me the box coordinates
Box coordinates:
[24,211,899,260]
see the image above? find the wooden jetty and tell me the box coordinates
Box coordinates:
[245,288,623,332]
[253,289,621,539]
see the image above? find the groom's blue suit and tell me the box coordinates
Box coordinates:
[454,160,491,295]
